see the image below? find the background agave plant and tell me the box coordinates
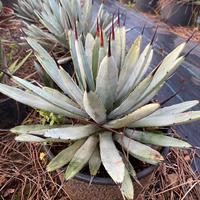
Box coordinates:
[0,22,200,199]
[14,0,44,22]
[16,0,115,50]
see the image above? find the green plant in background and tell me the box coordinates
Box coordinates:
[0,40,32,82]
[38,110,69,126]
[127,1,135,8]
[1,18,200,199]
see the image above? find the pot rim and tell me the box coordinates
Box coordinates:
[43,145,169,186]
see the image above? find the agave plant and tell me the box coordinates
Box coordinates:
[17,0,115,50]
[14,0,44,22]
[0,23,200,199]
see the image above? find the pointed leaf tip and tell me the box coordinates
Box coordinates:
[141,23,146,35]
[123,12,127,26]
[184,43,199,58]
[96,18,100,37]
[117,9,120,27]
[66,12,72,30]
[150,26,158,45]
[74,18,78,40]
[186,31,196,43]
[111,17,115,40]
[108,36,111,57]
[100,27,104,47]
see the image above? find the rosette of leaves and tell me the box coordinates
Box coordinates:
[14,0,45,22]
[1,22,200,199]
[17,0,115,50]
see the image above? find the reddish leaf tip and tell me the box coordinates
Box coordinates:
[96,18,100,37]
[100,26,104,47]
[111,16,115,40]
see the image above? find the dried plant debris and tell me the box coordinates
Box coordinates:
[0,131,70,200]
[136,132,200,200]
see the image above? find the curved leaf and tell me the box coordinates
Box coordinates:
[121,168,134,200]
[105,103,160,129]
[65,136,98,180]
[100,132,125,184]
[12,76,87,118]
[151,100,199,116]
[117,35,142,93]
[47,139,86,172]
[129,111,200,127]
[75,38,95,90]
[96,56,118,111]
[83,91,106,124]
[115,134,164,165]
[59,67,84,107]
[89,145,101,176]
[116,43,152,101]
[44,124,100,140]
[15,134,47,142]
[10,124,66,135]
[109,74,153,119]
[0,83,77,118]
[27,38,72,93]
[125,129,192,148]
[85,33,95,68]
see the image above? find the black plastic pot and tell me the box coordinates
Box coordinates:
[44,145,169,200]
[0,97,27,129]
[135,0,158,13]
[161,2,193,26]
